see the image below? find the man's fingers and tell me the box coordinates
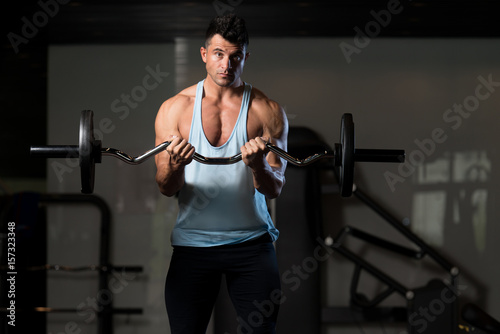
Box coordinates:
[243,141,258,155]
[166,137,193,158]
[251,137,269,152]
[258,136,270,144]
[182,144,196,158]
[241,137,269,160]
[166,136,181,152]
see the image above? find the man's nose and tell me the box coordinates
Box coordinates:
[221,56,232,70]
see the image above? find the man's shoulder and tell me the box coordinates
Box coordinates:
[160,83,198,114]
[170,83,198,105]
[177,83,198,99]
[250,86,283,115]
[247,85,288,138]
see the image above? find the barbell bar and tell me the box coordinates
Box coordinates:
[30,110,405,196]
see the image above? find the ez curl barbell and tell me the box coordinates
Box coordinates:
[30,110,405,196]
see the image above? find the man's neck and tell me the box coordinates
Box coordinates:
[204,76,244,100]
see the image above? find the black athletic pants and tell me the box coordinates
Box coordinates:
[165,234,281,334]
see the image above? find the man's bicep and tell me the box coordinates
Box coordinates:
[154,100,181,169]
[266,105,289,169]
[271,104,288,146]
[155,100,181,145]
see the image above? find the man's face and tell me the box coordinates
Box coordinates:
[201,34,249,87]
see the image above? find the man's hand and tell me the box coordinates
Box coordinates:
[166,136,195,168]
[156,136,194,197]
[240,137,269,169]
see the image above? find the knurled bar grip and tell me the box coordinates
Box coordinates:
[30,110,406,196]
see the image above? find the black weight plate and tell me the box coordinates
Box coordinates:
[340,113,355,197]
[79,110,95,194]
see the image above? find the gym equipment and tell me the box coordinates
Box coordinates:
[30,110,405,195]
[462,303,500,334]
[0,193,143,334]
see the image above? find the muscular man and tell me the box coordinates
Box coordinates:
[155,14,288,334]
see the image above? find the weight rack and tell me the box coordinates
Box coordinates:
[0,193,143,334]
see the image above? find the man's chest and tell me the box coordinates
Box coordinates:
[178,100,262,147]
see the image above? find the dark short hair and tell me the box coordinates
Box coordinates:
[205,14,249,49]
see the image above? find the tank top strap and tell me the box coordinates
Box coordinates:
[188,80,206,143]
[235,82,252,143]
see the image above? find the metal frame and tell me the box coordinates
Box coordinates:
[1,193,143,334]
[321,184,460,328]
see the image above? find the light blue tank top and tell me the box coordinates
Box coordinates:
[171,80,279,247]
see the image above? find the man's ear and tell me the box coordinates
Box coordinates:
[200,46,207,63]
[245,51,250,61]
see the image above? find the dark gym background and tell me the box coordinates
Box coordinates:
[1,1,499,333]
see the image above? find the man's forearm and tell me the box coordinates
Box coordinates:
[156,166,185,197]
[251,163,285,199]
